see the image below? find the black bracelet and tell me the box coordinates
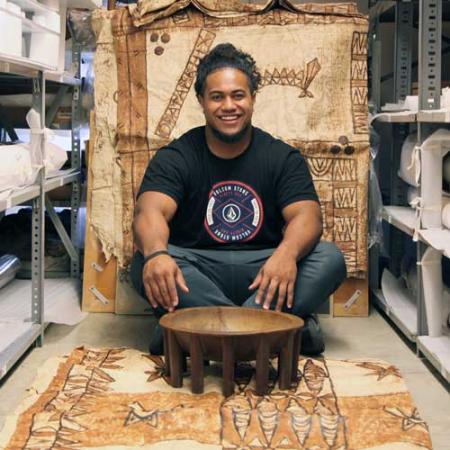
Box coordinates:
[143,250,169,266]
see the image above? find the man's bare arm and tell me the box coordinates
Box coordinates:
[133,191,177,256]
[278,200,323,261]
[249,200,323,311]
[133,191,188,312]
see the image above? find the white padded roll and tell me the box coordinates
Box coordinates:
[407,186,420,207]
[442,202,450,229]
[421,247,443,337]
[398,133,420,187]
[421,129,450,228]
[0,144,35,192]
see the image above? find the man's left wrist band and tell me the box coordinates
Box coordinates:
[143,250,169,265]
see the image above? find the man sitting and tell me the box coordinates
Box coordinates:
[131,43,346,356]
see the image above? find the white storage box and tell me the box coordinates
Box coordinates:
[29,11,60,68]
[2,2,22,57]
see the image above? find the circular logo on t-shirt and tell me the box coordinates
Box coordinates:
[204,181,263,243]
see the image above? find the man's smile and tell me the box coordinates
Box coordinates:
[218,114,241,123]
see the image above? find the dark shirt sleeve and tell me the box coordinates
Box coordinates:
[137,146,187,205]
[275,147,319,210]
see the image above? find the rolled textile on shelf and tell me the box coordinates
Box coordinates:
[0,255,21,289]
[398,133,420,187]
[26,108,44,168]
[444,152,450,191]
[26,108,68,176]
[421,247,443,337]
[439,167,450,229]
[421,129,450,228]
[404,95,419,111]
[407,185,420,207]
[442,202,450,229]
[44,142,68,177]
[0,144,37,193]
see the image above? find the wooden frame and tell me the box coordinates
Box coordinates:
[108,0,116,10]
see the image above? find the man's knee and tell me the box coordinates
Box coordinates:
[290,241,346,316]
[311,241,347,285]
[319,241,347,284]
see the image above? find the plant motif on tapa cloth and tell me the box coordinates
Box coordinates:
[143,354,171,384]
[384,407,429,432]
[356,361,402,381]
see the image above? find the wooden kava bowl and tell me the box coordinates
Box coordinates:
[160,306,304,396]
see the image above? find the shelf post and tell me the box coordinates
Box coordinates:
[394,1,413,103]
[418,0,442,111]
[70,43,82,279]
[369,14,382,112]
[417,241,429,336]
[31,71,45,345]
[416,0,442,340]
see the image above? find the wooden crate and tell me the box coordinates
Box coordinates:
[82,231,117,312]
[115,268,153,315]
[332,277,369,317]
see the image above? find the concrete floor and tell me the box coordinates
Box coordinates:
[0,308,449,449]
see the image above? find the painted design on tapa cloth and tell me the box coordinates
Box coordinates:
[259,58,321,99]
[384,407,429,432]
[1,347,432,450]
[144,354,171,384]
[155,44,322,140]
[125,6,368,30]
[356,361,402,381]
[96,7,371,274]
[124,401,186,428]
[292,150,362,274]
[155,28,217,139]
[351,31,369,135]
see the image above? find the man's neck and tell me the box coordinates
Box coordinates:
[205,125,252,160]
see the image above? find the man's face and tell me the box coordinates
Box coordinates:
[198,67,255,143]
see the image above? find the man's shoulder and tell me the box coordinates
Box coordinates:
[253,127,298,154]
[167,126,204,152]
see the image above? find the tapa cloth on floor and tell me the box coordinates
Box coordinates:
[91,3,369,277]
[0,346,432,449]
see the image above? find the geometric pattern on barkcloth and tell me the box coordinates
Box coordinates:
[92,7,370,276]
[0,347,432,450]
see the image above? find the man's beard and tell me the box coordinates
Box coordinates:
[210,121,251,143]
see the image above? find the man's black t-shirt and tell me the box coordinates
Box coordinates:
[138,126,319,249]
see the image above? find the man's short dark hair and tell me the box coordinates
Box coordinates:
[194,43,261,97]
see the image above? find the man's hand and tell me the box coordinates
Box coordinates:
[142,254,189,312]
[249,249,297,311]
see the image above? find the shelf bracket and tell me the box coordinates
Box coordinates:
[45,196,79,263]
[46,85,70,128]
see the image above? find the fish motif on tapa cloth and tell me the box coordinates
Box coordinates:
[0,347,432,449]
[91,3,369,277]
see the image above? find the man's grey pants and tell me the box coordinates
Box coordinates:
[130,241,347,320]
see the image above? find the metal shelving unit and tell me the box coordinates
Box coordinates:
[370,0,450,383]
[0,44,82,379]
